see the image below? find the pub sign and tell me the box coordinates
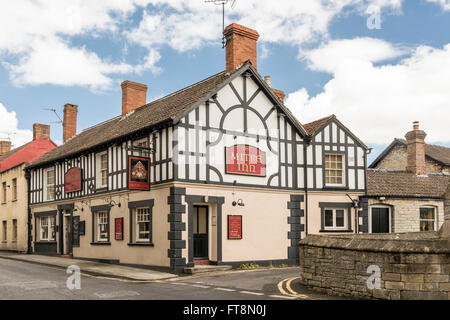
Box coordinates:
[128,156,150,190]
[225,145,266,177]
[64,167,82,193]
[228,215,242,240]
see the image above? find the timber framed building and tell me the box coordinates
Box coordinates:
[26,24,368,272]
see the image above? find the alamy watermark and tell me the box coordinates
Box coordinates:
[66,265,81,290]
[366,265,381,289]
[367,5,381,30]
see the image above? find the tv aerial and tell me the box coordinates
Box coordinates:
[43,108,63,126]
[205,0,237,48]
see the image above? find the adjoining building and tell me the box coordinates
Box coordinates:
[26,23,368,273]
[0,124,56,252]
[360,122,450,233]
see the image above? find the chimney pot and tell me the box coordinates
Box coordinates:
[224,23,259,73]
[405,122,427,175]
[63,104,78,143]
[33,123,50,141]
[264,76,271,87]
[0,140,11,156]
[121,80,148,116]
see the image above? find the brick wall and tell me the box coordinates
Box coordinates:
[299,234,449,300]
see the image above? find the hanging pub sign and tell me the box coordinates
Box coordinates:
[128,156,150,190]
[64,167,82,193]
[228,215,242,240]
[225,144,266,177]
[115,218,124,240]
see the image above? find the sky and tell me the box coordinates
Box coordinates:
[0,0,449,165]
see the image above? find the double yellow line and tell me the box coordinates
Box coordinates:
[277,277,309,299]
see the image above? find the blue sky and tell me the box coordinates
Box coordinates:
[0,0,449,165]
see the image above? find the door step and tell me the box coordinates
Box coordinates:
[194,259,210,265]
[184,265,232,275]
[60,254,71,259]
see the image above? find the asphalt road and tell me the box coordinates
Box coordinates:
[0,257,340,300]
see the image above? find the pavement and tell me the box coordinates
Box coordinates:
[0,252,177,281]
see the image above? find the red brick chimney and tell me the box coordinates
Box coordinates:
[121,81,148,116]
[33,123,50,140]
[405,121,427,175]
[63,104,78,143]
[264,75,285,103]
[0,141,11,156]
[224,23,260,72]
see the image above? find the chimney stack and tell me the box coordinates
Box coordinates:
[0,141,11,156]
[33,123,50,141]
[224,23,259,73]
[121,81,148,116]
[63,104,78,143]
[405,121,427,175]
[264,75,285,103]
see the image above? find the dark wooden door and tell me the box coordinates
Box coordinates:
[193,206,208,259]
[371,208,390,233]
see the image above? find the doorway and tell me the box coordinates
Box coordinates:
[60,209,72,255]
[370,207,390,233]
[193,206,209,260]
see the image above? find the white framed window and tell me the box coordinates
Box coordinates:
[135,207,150,242]
[44,168,55,201]
[325,154,345,187]
[96,152,108,189]
[96,211,109,241]
[324,208,346,230]
[39,216,55,241]
[420,207,436,232]
[134,138,150,158]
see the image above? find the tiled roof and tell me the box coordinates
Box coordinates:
[303,115,335,136]
[28,70,231,168]
[394,138,450,166]
[0,139,57,173]
[367,169,450,198]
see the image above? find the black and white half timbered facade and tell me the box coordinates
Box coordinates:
[26,23,368,272]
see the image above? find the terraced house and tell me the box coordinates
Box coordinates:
[26,24,368,273]
[0,124,56,253]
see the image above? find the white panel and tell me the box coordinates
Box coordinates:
[246,109,265,135]
[223,108,244,131]
[358,170,365,190]
[177,127,186,152]
[209,167,220,182]
[199,129,207,154]
[279,118,285,140]
[324,125,330,143]
[307,168,314,188]
[231,77,244,102]
[246,76,259,100]
[188,110,195,126]
[348,169,355,190]
[161,162,167,181]
[281,166,286,187]
[286,123,292,140]
[297,144,304,165]
[340,146,345,152]
[332,123,337,143]
[168,162,173,180]
[287,167,292,188]
[280,143,285,163]
[316,168,323,189]
[315,146,322,166]
[348,147,355,166]
[306,145,313,165]
[357,147,364,167]
[325,145,330,151]
[218,82,241,110]
[198,104,206,126]
[178,156,185,180]
[287,143,292,163]
[189,155,196,180]
[199,156,206,181]
[156,164,160,182]
[168,128,173,159]
[188,128,196,154]
[348,137,354,145]
[340,129,346,144]
[209,103,222,129]
[270,175,279,187]
[332,146,337,151]
[297,168,304,188]
[315,134,322,143]
[161,129,166,160]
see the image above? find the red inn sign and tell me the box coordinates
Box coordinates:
[64,167,82,193]
[225,145,266,177]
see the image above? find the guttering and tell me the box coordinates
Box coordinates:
[303,136,312,236]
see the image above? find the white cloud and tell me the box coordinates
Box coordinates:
[427,0,450,11]
[286,39,450,144]
[0,103,33,148]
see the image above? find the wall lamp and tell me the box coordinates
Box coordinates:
[232,199,245,207]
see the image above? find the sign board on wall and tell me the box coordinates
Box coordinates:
[128,156,150,190]
[64,167,82,193]
[228,215,242,240]
[115,218,124,240]
[225,145,266,177]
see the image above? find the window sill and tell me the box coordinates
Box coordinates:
[34,241,57,244]
[12,199,17,202]
[319,229,353,233]
[90,242,111,246]
[323,185,348,190]
[128,243,154,247]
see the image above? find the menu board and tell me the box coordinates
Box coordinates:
[228,215,242,240]
[115,218,124,240]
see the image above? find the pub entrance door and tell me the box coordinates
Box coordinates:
[193,206,209,260]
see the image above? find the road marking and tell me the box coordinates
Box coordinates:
[94,290,141,299]
[190,284,210,289]
[171,282,188,285]
[277,277,309,299]
[240,291,264,296]
[215,288,236,292]
[269,295,296,300]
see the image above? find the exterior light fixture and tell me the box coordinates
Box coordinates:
[232,199,245,207]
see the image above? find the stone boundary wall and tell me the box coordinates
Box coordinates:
[299,233,449,300]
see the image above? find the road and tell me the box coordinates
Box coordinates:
[0,257,341,300]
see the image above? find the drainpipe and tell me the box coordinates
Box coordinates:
[303,136,311,236]
[25,169,32,254]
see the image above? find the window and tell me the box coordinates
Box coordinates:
[324,209,346,230]
[44,169,55,201]
[2,182,6,203]
[420,207,436,232]
[39,216,55,241]
[12,178,17,201]
[2,221,7,241]
[135,207,150,242]
[96,211,109,242]
[12,219,17,242]
[134,138,150,157]
[325,154,345,186]
[96,152,108,189]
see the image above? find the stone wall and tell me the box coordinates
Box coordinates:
[368,199,444,233]
[299,234,450,300]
